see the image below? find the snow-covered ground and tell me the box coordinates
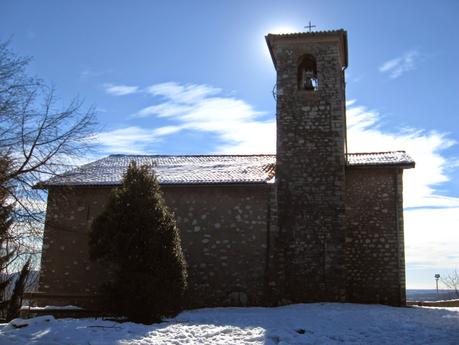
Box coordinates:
[1,303,458,345]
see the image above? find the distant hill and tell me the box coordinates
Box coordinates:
[406,289,458,302]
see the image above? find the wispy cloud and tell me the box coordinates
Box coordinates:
[96,125,184,154]
[152,125,183,137]
[96,127,159,154]
[146,82,221,103]
[346,102,457,209]
[132,82,275,153]
[134,103,194,119]
[80,68,111,81]
[103,83,139,96]
[379,50,419,78]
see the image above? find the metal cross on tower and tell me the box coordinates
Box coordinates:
[304,21,316,32]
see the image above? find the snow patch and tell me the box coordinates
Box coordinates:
[1,303,458,345]
[20,305,83,311]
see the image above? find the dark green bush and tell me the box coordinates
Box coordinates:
[90,161,187,323]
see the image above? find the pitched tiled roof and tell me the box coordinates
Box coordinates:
[265,29,348,69]
[347,151,415,167]
[38,151,414,188]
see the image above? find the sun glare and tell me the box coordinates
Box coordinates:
[268,26,299,35]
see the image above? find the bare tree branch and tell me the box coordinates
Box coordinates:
[0,40,97,273]
[441,269,459,299]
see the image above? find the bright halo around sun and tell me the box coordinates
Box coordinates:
[268,26,298,34]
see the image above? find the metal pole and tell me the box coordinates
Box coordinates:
[435,274,440,297]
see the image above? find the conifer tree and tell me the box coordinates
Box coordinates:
[6,258,30,321]
[89,161,188,323]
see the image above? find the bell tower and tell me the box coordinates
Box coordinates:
[266,30,348,302]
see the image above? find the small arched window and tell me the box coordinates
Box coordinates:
[297,55,318,91]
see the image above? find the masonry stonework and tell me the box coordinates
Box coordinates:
[39,185,273,308]
[266,31,348,302]
[345,168,406,306]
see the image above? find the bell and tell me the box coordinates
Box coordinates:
[303,70,315,91]
[304,78,314,91]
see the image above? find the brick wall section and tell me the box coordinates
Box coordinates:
[38,184,272,308]
[345,167,406,306]
[267,33,347,302]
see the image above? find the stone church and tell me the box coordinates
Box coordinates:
[34,29,414,309]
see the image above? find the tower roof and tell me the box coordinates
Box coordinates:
[265,29,348,70]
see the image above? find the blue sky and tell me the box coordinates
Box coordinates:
[1,0,458,289]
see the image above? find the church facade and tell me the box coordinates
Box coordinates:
[35,30,414,309]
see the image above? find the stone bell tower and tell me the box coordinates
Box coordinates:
[266,30,348,302]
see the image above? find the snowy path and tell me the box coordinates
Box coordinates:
[1,303,458,345]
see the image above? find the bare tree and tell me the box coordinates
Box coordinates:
[0,41,97,272]
[441,269,459,299]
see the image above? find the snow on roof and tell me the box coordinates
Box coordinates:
[38,151,414,188]
[347,151,415,167]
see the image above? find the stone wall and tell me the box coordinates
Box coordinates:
[38,184,273,308]
[164,185,272,307]
[38,168,407,308]
[39,187,113,298]
[345,167,406,306]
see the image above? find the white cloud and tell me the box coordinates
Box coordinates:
[134,103,194,119]
[379,50,419,79]
[405,207,459,269]
[146,82,221,103]
[96,126,158,154]
[135,82,274,153]
[103,83,139,96]
[346,103,458,208]
[96,124,185,154]
[152,125,183,137]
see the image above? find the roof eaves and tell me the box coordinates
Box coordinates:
[40,180,272,189]
[346,161,415,169]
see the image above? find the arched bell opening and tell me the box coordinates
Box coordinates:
[297,55,318,91]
